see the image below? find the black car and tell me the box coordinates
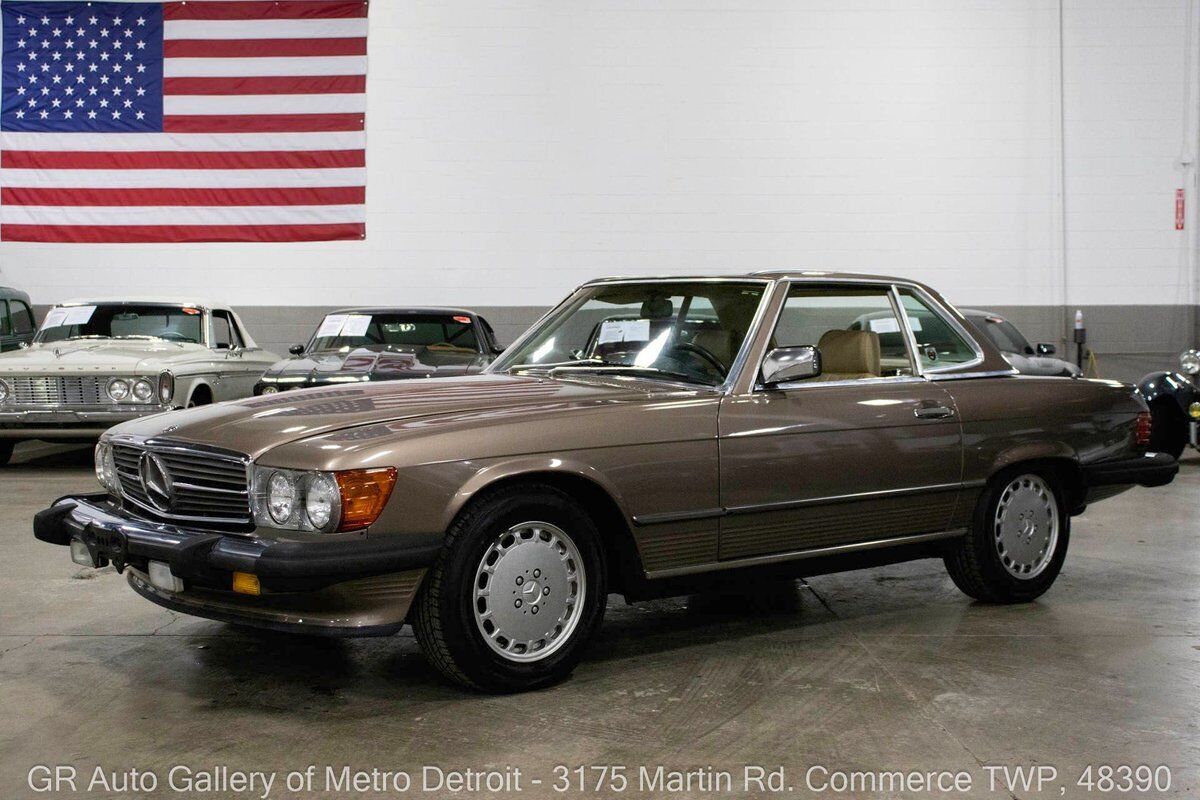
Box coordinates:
[0,287,36,352]
[255,308,502,394]
[961,310,1081,377]
[1138,350,1200,459]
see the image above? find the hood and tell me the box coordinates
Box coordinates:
[0,339,209,374]
[107,373,665,460]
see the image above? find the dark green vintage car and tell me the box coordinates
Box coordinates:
[0,287,36,353]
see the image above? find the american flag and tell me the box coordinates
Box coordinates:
[0,0,367,242]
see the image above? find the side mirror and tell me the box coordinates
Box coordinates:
[1036,343,1057,356]
[761,345,821,386]
[289,344,305,356]
[491,346,505,355]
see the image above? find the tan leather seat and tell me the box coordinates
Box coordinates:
[691,330,735,369]
[812,329,881,381]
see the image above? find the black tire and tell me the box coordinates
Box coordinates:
[412,483,607,692]
[1147,399,1186,460]
[0,440,13,467]
[945,467,1070,603]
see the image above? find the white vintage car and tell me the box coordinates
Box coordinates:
[0,298,277,465]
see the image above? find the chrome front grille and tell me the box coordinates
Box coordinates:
[111,440,252,527]
[10,376,104,405]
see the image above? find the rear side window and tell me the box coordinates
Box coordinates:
[898,291,978,371]
[212,311,243,349]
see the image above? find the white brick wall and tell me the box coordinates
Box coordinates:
[0,0,1195,311]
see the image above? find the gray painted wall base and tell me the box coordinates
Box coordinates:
[32,303,1197,385]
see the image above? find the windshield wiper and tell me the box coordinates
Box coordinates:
[511,358,715,385]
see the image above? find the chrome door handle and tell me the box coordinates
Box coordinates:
[914,405,955,420]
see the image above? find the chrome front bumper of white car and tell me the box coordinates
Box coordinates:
[0,406,169,437]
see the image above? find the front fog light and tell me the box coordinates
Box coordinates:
[107,379,130,402]
[132,379,154,403]
[305,473,340,530]
[70,537,94,567]
[267,472,297,524]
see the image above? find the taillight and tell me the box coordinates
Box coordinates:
[1135,411,1152,447]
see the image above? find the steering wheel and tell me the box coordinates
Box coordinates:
[666,341,727,379]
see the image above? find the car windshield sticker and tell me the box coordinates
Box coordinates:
[45,305,97,328]
[598,319,652,344]
[340,315,373,338]
[869,317,900,334]
[316,314,349,339]
[39,307,70,330]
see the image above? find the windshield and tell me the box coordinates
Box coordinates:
[494,281,767,386]
[309,313,479,353]
[36,304,204,344]
[967,315,1031,355]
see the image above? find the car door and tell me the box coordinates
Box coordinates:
[717,282,966,561]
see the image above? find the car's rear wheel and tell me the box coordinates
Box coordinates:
[412,484,607,692]
[944,469,1070,603]
[0,440,13,467]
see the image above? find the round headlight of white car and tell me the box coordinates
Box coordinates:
[304,472,341,531]
[267,471,297,525]
[0,379,10,404]
[132,379,154,403]
[1181,350,1200,376]
[106,379,131,402]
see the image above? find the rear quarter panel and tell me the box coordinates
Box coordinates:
[945,375,1145,488]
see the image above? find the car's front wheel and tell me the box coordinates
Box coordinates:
[412,484,607,692]
[944,469,1070,603]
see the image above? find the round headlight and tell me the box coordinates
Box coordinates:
[267,472,296,524]
[260,385,279,395]
[1190,402,1200,420]
[304,473,341,531]
[107,379,130,402]
[0,379,10,404]
[93,442,118,493]
[1181,350,1200,376]
[132,379,154,403]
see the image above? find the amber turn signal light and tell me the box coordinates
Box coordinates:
[334,467,398,531]
[232,572,260,596]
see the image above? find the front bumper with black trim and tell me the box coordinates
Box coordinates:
[34,493,441,597]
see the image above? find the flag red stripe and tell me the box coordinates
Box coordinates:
[163,113,364,133]
[2,149,365,170]
[164,38,367,58]
[163,75,365,95]
[2,187,366,207]
[164,1,367,21]
[2,223,366,243]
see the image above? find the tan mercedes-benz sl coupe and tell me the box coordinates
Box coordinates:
[35,272,1177,691]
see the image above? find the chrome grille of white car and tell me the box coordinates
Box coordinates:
[111,440,252,527]
[10,376,104,405]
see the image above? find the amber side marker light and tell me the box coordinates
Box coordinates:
[335,467,398,532]
[1135,411,1153,447]
[232,572,261,596]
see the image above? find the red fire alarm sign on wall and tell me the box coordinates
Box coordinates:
[1177,189,1186,230]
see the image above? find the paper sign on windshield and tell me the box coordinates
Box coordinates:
[340,315,373,337]
[315,314,349,339]
[40,307,70,330]
[869,317,899,334]
[44,305,97,329]
[598,319,652,344]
